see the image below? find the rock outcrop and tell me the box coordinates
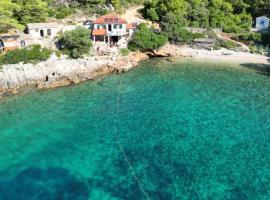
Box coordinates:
[154,43,191,57]
[0,52,148,99]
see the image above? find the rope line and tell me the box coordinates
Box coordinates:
[114,83,151,200]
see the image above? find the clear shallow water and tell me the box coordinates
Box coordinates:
[0,59,270,200]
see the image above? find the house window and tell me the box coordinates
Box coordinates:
[119,24,123,29]
[113,24,117,29]
[261,20,265,25]
[47,29,51,36]
[97,25,100,29]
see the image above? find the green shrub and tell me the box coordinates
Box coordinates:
[222,13,252,33]
[192,32,205,40]
[48,6,74,19]
[55,7,73,19]
[239,33,261,42]
[175,28,195,44]
[215,39,237,50]
[213,45,221,50]
[55,50,62,58]
[146,8,159,21]
[0,45,52,65]
[250,45,270,55]
[119,48,130,56]
[232,32,270,47]
[58,27,92,58]
[233,33,262,45]
[204,29,218,39]
[128,24,168,52]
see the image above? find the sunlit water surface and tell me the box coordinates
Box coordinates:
[0,59,270,200]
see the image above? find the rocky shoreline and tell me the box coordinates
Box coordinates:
[1,44,269,100]
[0,52,148,100]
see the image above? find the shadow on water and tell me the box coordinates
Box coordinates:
[88,154,145,200]
[88,144,264,200]
[0,154,262,199]
[0,167,89,200]
[87,146,201,200]
[241,62,270,76]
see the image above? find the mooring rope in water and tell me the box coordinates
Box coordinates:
[114,83,151,200]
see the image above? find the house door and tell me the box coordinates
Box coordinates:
[20,40,26,48]
[108,24,112,31]
[40,30,44,37]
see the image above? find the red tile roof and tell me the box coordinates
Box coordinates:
[94,14,127,24]
[92,29,107,36]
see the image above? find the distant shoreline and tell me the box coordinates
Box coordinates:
[156,44,270,65]
[188,49,270,65]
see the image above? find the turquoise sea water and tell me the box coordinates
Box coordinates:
[0,59,270,200]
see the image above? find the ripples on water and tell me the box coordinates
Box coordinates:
[0,59,270,200]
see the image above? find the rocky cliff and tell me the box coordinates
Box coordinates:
[0,52,148,99]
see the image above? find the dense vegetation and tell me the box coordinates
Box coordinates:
[232,32,270,47]
[142,0,253,33]
[57,27,92,58]
[1,0,270,34]
[231,32,270,54]
[119,48,130,56]
[128,23,167,52]
[214,39,238,50]
[0,45,52,65]
[160,12,204,44]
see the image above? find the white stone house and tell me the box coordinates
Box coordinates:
[26,22,61,39]
[25,22,80,48]
[256,16,270,31]
[91,14,137,44]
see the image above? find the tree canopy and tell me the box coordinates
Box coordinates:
[58,27,93,58]
[160,12,204,44]
[12,0,48,25]
[0,0,24,33]
[128,23,168,52]
[142,0,261,33]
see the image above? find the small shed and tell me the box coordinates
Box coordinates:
[0,35,21,52]
[256,16,270,31]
